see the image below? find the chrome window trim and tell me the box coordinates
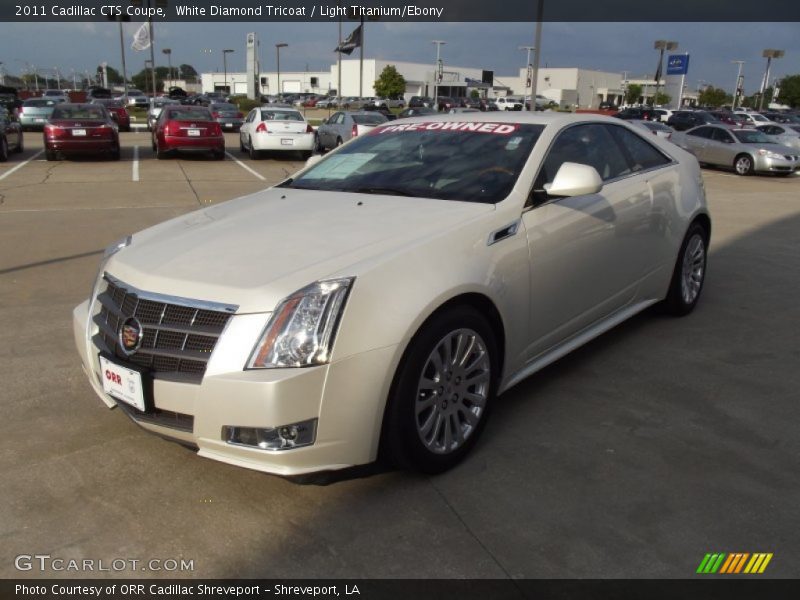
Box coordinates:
[104,273,238,314]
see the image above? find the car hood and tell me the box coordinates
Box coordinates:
[107,188,493,313]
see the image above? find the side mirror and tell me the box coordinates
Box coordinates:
[305,154,323,169]
[544,162,603,197]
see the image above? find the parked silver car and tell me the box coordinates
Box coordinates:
[755,124,800,150]
[672,125,800,176]
[630,119,673,139]
[18,98,57,130]
[315,111,388,151]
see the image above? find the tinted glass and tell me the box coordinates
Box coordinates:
[539,124,630,184]
[165,108,213,121]
[608,126,670,171]
[732,130,771,143]
[352,114,388,125]
[261,110,303,121]
[211,103,237,111]
[23,99,54,107]
[51,106,107,120]
[711,128,734,143]
[688,127,713,138]
[284,122,544,204]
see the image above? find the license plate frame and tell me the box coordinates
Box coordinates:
[72,129,87,136]
[98,354,153,413]
[281,138,294,146]
[187,128,200,137]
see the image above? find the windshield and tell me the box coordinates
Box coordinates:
[23,99,55,107]
[732,130,771,144]
[282,122,544,204]
[352,114,387,125]
[211,103,237,111]
[52,106,106,120]
[262,110,303,121]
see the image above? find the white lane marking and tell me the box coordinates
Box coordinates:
[225,152,266,181]
[1,205,181,214]
[132,146,140,182]
[0,150,44,182]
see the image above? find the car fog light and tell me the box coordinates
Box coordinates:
[221,419,317,451]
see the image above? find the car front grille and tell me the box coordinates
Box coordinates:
[92,275,237,383]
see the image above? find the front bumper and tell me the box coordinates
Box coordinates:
[755,154,800,173]
[73,300,397,476]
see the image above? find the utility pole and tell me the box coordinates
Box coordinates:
[519,45,535,110]
[652,40,678,107]
[432,40,446,108]
[731,60,744,110]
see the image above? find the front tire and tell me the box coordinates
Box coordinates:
[381,306,498,474]
[662,222,708,316]
[734,154,754,176]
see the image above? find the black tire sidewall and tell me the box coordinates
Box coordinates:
[382,306,499,474]
[664,222,708,316]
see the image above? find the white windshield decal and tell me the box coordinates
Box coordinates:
[374,122,519,135]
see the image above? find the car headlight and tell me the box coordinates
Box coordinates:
[89,235,131,304]
[758,149,784,159]
[248,278,354,369]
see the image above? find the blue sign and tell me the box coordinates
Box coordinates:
[666,54,690,76]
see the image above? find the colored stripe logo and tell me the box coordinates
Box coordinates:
[697,553,773,574]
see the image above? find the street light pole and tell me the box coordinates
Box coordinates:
[758,49,784,111]
[530,0,544,108]
[162,48,172,88]
[275,43,287,100]
[519,45,535,110]
[432,40,445,109]
[731,60,745,110]
[222,49,235,95]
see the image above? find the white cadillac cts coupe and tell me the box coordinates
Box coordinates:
[73,113,710,476]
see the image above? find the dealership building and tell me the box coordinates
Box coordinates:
[201,57,632,108]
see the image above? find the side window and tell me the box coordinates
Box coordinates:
[688,127,712,138]
[711,128,734,143]
[533,124,630,194]
[607,126,671,172]
[334,113,345,125]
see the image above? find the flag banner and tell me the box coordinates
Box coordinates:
[334,25,361,55]
[666,54,690,75]
[131,22,151,51]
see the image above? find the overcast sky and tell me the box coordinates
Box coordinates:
[1,21,798,93]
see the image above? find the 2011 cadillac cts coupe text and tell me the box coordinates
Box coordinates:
[73,113,710,476]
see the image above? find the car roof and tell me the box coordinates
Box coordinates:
[259,105,299,111]
[394,111,632,128]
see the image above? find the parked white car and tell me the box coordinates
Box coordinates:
[73,113,710,476]
[495,97,524,111]
[238,106,315,159]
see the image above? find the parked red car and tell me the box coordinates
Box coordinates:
[44,103,120,161]
[90,99,131,132]
[152,105,225,160]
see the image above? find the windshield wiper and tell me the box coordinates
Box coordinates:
[350,187,417,197]
[275,178,294,188]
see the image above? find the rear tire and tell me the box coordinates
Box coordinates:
[239,136,246,153]
[110,145,121,161]
[381,306,498,474]
[15,132,24,154]
[0,137,8,162]
[212,149,225,161]
[661,222,708,316]
[335,137,343,148]
[248,138,260,160]
[45,149,57,161]
[155,143,167,160]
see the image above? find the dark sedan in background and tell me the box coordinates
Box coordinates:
[209,103,245,131]
[151,105,225,160]
[89,99,131,132]
[667,110,720,131]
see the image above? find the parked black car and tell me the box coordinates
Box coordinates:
[614,107,660,121]
[667,110,720,131]
[0,85,23,118]
[0,108,24,160]
[408,96,433,108]
[397,107,437,119]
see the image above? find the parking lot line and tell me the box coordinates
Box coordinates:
[225,152,266,181]
[132,146,139,182]
[0,150,44,182]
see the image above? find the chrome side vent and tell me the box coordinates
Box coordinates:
[487,220,521,246]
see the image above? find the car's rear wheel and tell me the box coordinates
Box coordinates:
[45,148,57,161]
[15,132,24,154]
[313,134,323,153]
[335,137,343,148]
[662,221,708,316]
[212,149,225,161]
[239,136,246,153]
[0,136,8,162]
[110,145,121,161]
[248,137,260,160]
[734,154,754,176]
[155,143,167,160]
[382,306,498,474]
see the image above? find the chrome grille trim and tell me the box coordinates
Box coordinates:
[92,274,238,383]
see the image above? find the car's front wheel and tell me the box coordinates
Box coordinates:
[734,154,754,176]
[382,306,498,474]
[662,221,708,316]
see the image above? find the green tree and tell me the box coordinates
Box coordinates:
[131,67,171,93]
[697,87,731,108]
[373,65,406,98]
[470,89,480,99]
[178,64,199,82]
[652,91,671,106]
[624,83,642,105]
[777,74,800,108]
[104,66,124,86]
